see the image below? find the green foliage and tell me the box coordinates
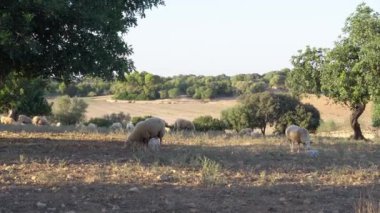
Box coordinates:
[222,92,320,135]
[274,104,320,134]
[193,116,226,132]
[221,105,252,131]
[52,96,88,125]
[87,118,113,128]
[0,73,51,115]
[372,100,380,127]
[103,112,131,125]
[0,0,164,83]
[168,88,180,98]
[286,3,380,139]
[131,115,153,126]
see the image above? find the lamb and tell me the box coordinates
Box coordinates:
[285,124,312,153]
[126,122,134,132]
[0,116,16,125]
[173,118,195,131]
[239,128,253,136]
[32,116,49,126]
[18,115,32,124]
[148,137,161,152]
[126,117,166,146]
[110,122,123,132]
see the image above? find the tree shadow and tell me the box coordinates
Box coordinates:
[0,181,378,213]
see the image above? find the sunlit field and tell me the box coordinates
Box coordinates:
[0,130,379,212]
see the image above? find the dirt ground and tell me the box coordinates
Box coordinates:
[0,131,379,213]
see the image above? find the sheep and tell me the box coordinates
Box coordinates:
[32,116,49,126]
[239,128,253,136]
[87,123,98,132]
[285,124,312,153]
[126,122,135,132]
[17,115,32,124]
[173,118,195,131]
[148,137,161,152]
[0,116,16,125]
[125,117,166,146]
[110,122,123,132]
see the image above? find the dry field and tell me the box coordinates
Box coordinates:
[0,131,379,212]
[1,95,378,212]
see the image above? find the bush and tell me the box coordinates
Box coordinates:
[372,100,380,127]
[193,116,226,131]
[87,118,113,127]
[131,115,152,126]
[103,112,131,125]
[52,96,88,125]
[0,73,52,116]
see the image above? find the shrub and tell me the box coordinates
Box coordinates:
[0,73,52,116]
[87,117,113,127]
[372,100,380,127]
[193,116,226,131]
[103,112,131,125]
[131,115,152,126]
[52,96,88,125]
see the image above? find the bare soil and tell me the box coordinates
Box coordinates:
[0,131,379,213]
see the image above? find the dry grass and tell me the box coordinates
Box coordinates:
[0,130,379,212]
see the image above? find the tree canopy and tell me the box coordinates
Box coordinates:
[287,3,380,140]
[0,0,164,84]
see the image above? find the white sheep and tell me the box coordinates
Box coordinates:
[148,137,161,152]
[126,117,166,146]
[0,116,16,125]
[110,122,123,132]
[173,118,195,131]
[285,124,312,153]
[32,116,49,126]
[239,128,253,136]
[18,115,32,124]
[87,123,98,132]
[126,122,135,132]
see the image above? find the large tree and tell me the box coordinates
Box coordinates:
[0,0,164,85]
[287,3,380,140]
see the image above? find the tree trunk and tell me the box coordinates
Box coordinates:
[350,104,366,140]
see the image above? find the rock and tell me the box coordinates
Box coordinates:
[36,202,47,208]
[128,187,139,192]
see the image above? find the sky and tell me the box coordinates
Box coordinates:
[126,0,380,77]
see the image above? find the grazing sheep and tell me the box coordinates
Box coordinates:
[148,137,161,152]
[18,115,32,124]
[239,128,253,136]
[32,116,49,126]
[126,122,134,132]
[173,118,195,131]
[285,124,312,153]
[0,116,16,125]
[110,122,123,132]
[126,117,166,145]
[87,123,98,132]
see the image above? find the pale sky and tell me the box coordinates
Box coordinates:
[126,0,380,77]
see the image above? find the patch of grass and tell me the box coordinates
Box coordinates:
[354,190,380,213]
[318,119,338,132]
[199,156,224,186]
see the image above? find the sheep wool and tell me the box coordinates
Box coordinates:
[173,118,195,131]
[0,116,15,125]
[126,117,166,144]
[18,115,32,124]
[285,124,312,153]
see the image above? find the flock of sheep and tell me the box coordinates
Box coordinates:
[0,110,315,155]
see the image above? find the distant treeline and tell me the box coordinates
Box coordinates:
[47,69,289,100]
